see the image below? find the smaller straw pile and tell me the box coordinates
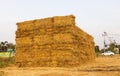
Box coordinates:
[15,15,95,67]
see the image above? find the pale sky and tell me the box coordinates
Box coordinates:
[0,0,120,48]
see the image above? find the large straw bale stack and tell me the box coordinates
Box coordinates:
[15,15,95,67]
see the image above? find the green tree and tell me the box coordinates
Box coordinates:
[117,45,120,48]
[0,44,1,50]
[0,41,8,52]
[0,41,15,52]
[7,43,15,52]
[108,43,116,52]
[95,45,100,53]
[0,41,8,51]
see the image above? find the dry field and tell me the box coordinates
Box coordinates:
[0,54,120,76]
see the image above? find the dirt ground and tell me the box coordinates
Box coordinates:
[0,54,120,76]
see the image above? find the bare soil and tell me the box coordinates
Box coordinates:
[0,55,120,76]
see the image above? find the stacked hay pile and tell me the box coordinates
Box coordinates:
[15,15,95,67]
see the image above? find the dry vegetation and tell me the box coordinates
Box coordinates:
[15,15,95,67]
[0,55,120,76]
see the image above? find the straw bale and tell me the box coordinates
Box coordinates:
[16,37,33,47]
[34,18,53,28]
[53,33,73,43]
[53,15,75,26]
[15,30,32,38]
[31,49,51,58]
[16,28,53,38]
[52,43,77,50]
[17,18,53,31]
[36,28,53,35]
[32,45,52,49]
[15,47,33,53]
[15,48,51,63]
[51,49,73,57]
[33,35,53,45]
[15,53,31,62]
[17,20,35,31]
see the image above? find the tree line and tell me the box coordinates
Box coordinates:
[95,43,120,54]
[0,41,15,52]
